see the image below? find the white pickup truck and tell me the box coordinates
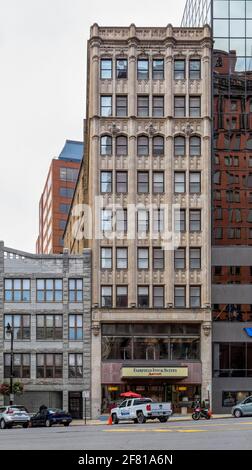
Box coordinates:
[110,398,172,424]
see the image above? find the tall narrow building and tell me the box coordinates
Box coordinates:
[64,23,212,418]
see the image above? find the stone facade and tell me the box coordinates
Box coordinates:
[0,242,91,418]
[64,24,212,418]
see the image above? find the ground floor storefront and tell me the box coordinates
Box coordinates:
[212,378,252,414]
[102,382,201,414]
[3,390,86,419]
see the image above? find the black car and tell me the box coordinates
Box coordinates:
[30,408,72,428]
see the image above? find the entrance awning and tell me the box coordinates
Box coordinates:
[121,366,188,379]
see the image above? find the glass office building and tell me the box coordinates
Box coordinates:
[182,0,252,413]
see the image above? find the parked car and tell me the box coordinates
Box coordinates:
[0,405,30,429]
[232,395,252,418]
[30,408,72,427]
[110,398,172,424]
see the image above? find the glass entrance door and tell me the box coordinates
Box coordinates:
[69,392,82,419]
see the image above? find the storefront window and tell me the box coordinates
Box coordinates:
[222,391,252,407]
[170,338,200,360]
[102,337,132,360]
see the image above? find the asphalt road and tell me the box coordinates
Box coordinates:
[1,418,252,450]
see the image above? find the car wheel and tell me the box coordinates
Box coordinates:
[23,423,29,428]
[112,413,119,425]
[45,419,52,427]
[0,419,6,430]
[63,423,70,427]
[234,409,242,418]
[158,417,168,423]
[136,411,146,424]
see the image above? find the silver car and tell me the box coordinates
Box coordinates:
[232,396,252,418]
[0,405,30,429]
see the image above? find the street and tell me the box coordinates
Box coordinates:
[1,418,252,450]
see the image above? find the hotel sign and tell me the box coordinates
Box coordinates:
[121,367,188,378]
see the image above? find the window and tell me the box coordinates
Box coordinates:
[153,286,164,308]
[116,248,128,269]
[174,96,185,117]
[137,96,149,117]
[69,315,83,341]
[189,59,201,79]
[190,286,201,308]
[137,59,149,79]
[153,136,164,156]
[60,203,70,213]
[69,354,83,378]
[100,171,112,193]
[174,172,185,193]
[137,172,149,193]
[36,279,63,302]
[138,286,149,307]
[190,210,201,232]
[174,136,185,156]
[174,209,185,232]
[153,209,164,234]
[153,172,164,193]
[174,59,185,79]
[137,209,149,234]
[189,172,201,193]
[153,96,164,117]
[4,279,30,302]
[116,172,128,193]
[116,95,128,116]
[116,59,128,79]
[101,96,112,117]
[59,220,66,230]
[116,286,128,307]
[116,209,127,233]
[101,286,112,307]
[101,209,112,232]
[138,248,149,269]
[4,354,30,378]
[100,59,112,79]
[153,248,164,270]
[101,247,112,269]
[69,279,83,302]
[190,136,201,156]
[174,286,186,308]
[137,135,149,156]
[189,96,201,117]
[59,188,74,198]
[116,135,128,156]
[190,248,201,269]
[36,354,63,378]
[152,59,164,79]
[4,315,30,340]
[100,135,112,156]
[174,248,186,270]
[36,315,63,340]
[59,168,79,182]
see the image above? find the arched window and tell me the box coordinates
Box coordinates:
[116,135,128,156]
[137,135,149,156]
[189,136,201,156]
[247,136,252,150]
[100,135,112,156]
[153,135,164,156]
[174,136,185,156]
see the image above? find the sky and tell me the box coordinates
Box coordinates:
[0,0,186,253]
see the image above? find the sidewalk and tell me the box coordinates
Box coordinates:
[71,414,232,426]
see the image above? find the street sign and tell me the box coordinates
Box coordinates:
[82,391,90,399]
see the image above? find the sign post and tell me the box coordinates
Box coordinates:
[82,391,90,425]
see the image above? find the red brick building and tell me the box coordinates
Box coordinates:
[36,140,83,254]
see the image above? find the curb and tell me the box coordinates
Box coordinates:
[71,415,232,426]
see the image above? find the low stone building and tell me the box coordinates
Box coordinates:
[0,241,91,418]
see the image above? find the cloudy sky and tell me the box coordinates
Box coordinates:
[0,0,186,252]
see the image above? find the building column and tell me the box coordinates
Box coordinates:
[201,320,212,407]
[91,318,101,418]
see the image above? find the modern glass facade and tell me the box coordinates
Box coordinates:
[182,0,252,413]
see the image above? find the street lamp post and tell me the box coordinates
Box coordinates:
[6,323,14,406]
